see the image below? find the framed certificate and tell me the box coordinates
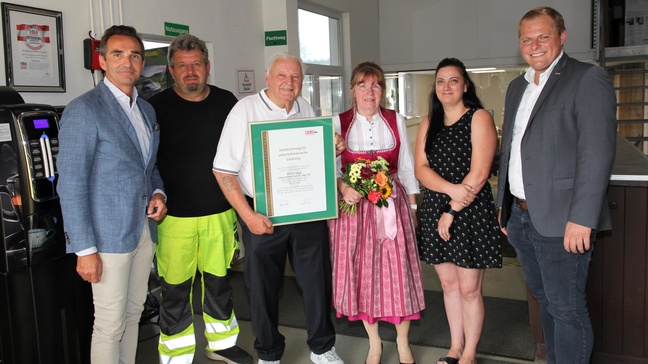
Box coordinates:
[249,117,338,225]
[2,3,65,92]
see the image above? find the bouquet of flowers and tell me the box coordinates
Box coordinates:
[339,156,393,215]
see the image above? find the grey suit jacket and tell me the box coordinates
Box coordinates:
[496,53,617,237]
[57,80,163,253]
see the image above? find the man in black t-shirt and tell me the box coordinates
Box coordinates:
[149,34,252,364]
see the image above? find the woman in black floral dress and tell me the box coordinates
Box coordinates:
[414,58,502,364]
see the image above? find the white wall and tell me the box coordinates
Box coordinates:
[126,0,264,99]
[378,0,595,72]
[0,0,92,105]
[0,0,598,105]
[262,0,298,60]
[0,0,264,105]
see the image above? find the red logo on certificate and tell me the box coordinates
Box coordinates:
[16,24,51,50]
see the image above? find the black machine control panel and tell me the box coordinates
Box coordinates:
[27,131,58,180]
[17,111,60,202]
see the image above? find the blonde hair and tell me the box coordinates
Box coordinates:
[518,7,566,38]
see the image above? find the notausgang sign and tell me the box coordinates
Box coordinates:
[165,22,189,37]
[265,30,287,46]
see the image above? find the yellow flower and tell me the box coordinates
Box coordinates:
[380,184,392,199]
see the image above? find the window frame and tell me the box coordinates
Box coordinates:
[298,1,346,116]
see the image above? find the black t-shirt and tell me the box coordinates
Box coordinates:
[149,85,238,217]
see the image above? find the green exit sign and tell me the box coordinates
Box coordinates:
[165,22,189,37]
[265,30,287,46]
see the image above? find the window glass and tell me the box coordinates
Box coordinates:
[302,74,314,105]
[318,76,343,116]
[298,5,344,116]
[298,9,340,66]
[384,74,399,111]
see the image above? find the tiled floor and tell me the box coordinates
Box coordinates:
[138,319,536,364]
[137,177,539,363]
[137,256,535,364]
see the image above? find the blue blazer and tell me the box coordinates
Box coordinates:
[57,80,163,254]
[496,53,617,237]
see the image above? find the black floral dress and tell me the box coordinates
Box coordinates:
[417,108,502,269]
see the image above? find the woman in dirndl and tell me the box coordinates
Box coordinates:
[329,61,425,364]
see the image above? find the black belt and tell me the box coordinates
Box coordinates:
[515,197,528,211]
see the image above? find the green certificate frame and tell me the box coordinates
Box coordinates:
[249,117,338,225]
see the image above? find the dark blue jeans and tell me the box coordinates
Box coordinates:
[506,203,594,364]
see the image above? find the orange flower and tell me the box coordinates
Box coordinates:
[374,171,388,186]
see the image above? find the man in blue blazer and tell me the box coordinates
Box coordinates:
[496,7,617,364]
[57,25,167,364]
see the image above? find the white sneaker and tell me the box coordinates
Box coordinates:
[258,360,280,364]
[310,347,344,364]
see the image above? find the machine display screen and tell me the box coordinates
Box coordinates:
[33,119,50,129]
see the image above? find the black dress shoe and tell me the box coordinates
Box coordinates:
[437,356,459,364]
[206,346,253,364]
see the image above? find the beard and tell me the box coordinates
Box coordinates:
[184,83,201,92]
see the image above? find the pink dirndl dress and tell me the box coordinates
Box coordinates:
[329,107,425,324]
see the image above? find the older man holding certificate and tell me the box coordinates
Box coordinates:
[212,52,345,364]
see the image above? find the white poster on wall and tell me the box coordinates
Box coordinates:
[625,0,648,46]
[237,69,255,95]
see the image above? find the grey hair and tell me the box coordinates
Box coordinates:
[265,52,306,76]
[168,34,209,67]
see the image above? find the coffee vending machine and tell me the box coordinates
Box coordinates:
[0,87,92,364]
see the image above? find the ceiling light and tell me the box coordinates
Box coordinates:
[143,40,170,50]
[466,67,495,72]
[471,69,505,73]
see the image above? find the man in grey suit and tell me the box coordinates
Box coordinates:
[496,7,617,364]
[57,25,167,364]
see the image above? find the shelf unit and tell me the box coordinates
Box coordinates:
[603,47,648,155]
[595,0,648,155]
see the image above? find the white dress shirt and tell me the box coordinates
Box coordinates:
[104,78,151,160]
[508,51,563,200]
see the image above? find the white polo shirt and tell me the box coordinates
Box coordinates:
[213,89,316,197]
